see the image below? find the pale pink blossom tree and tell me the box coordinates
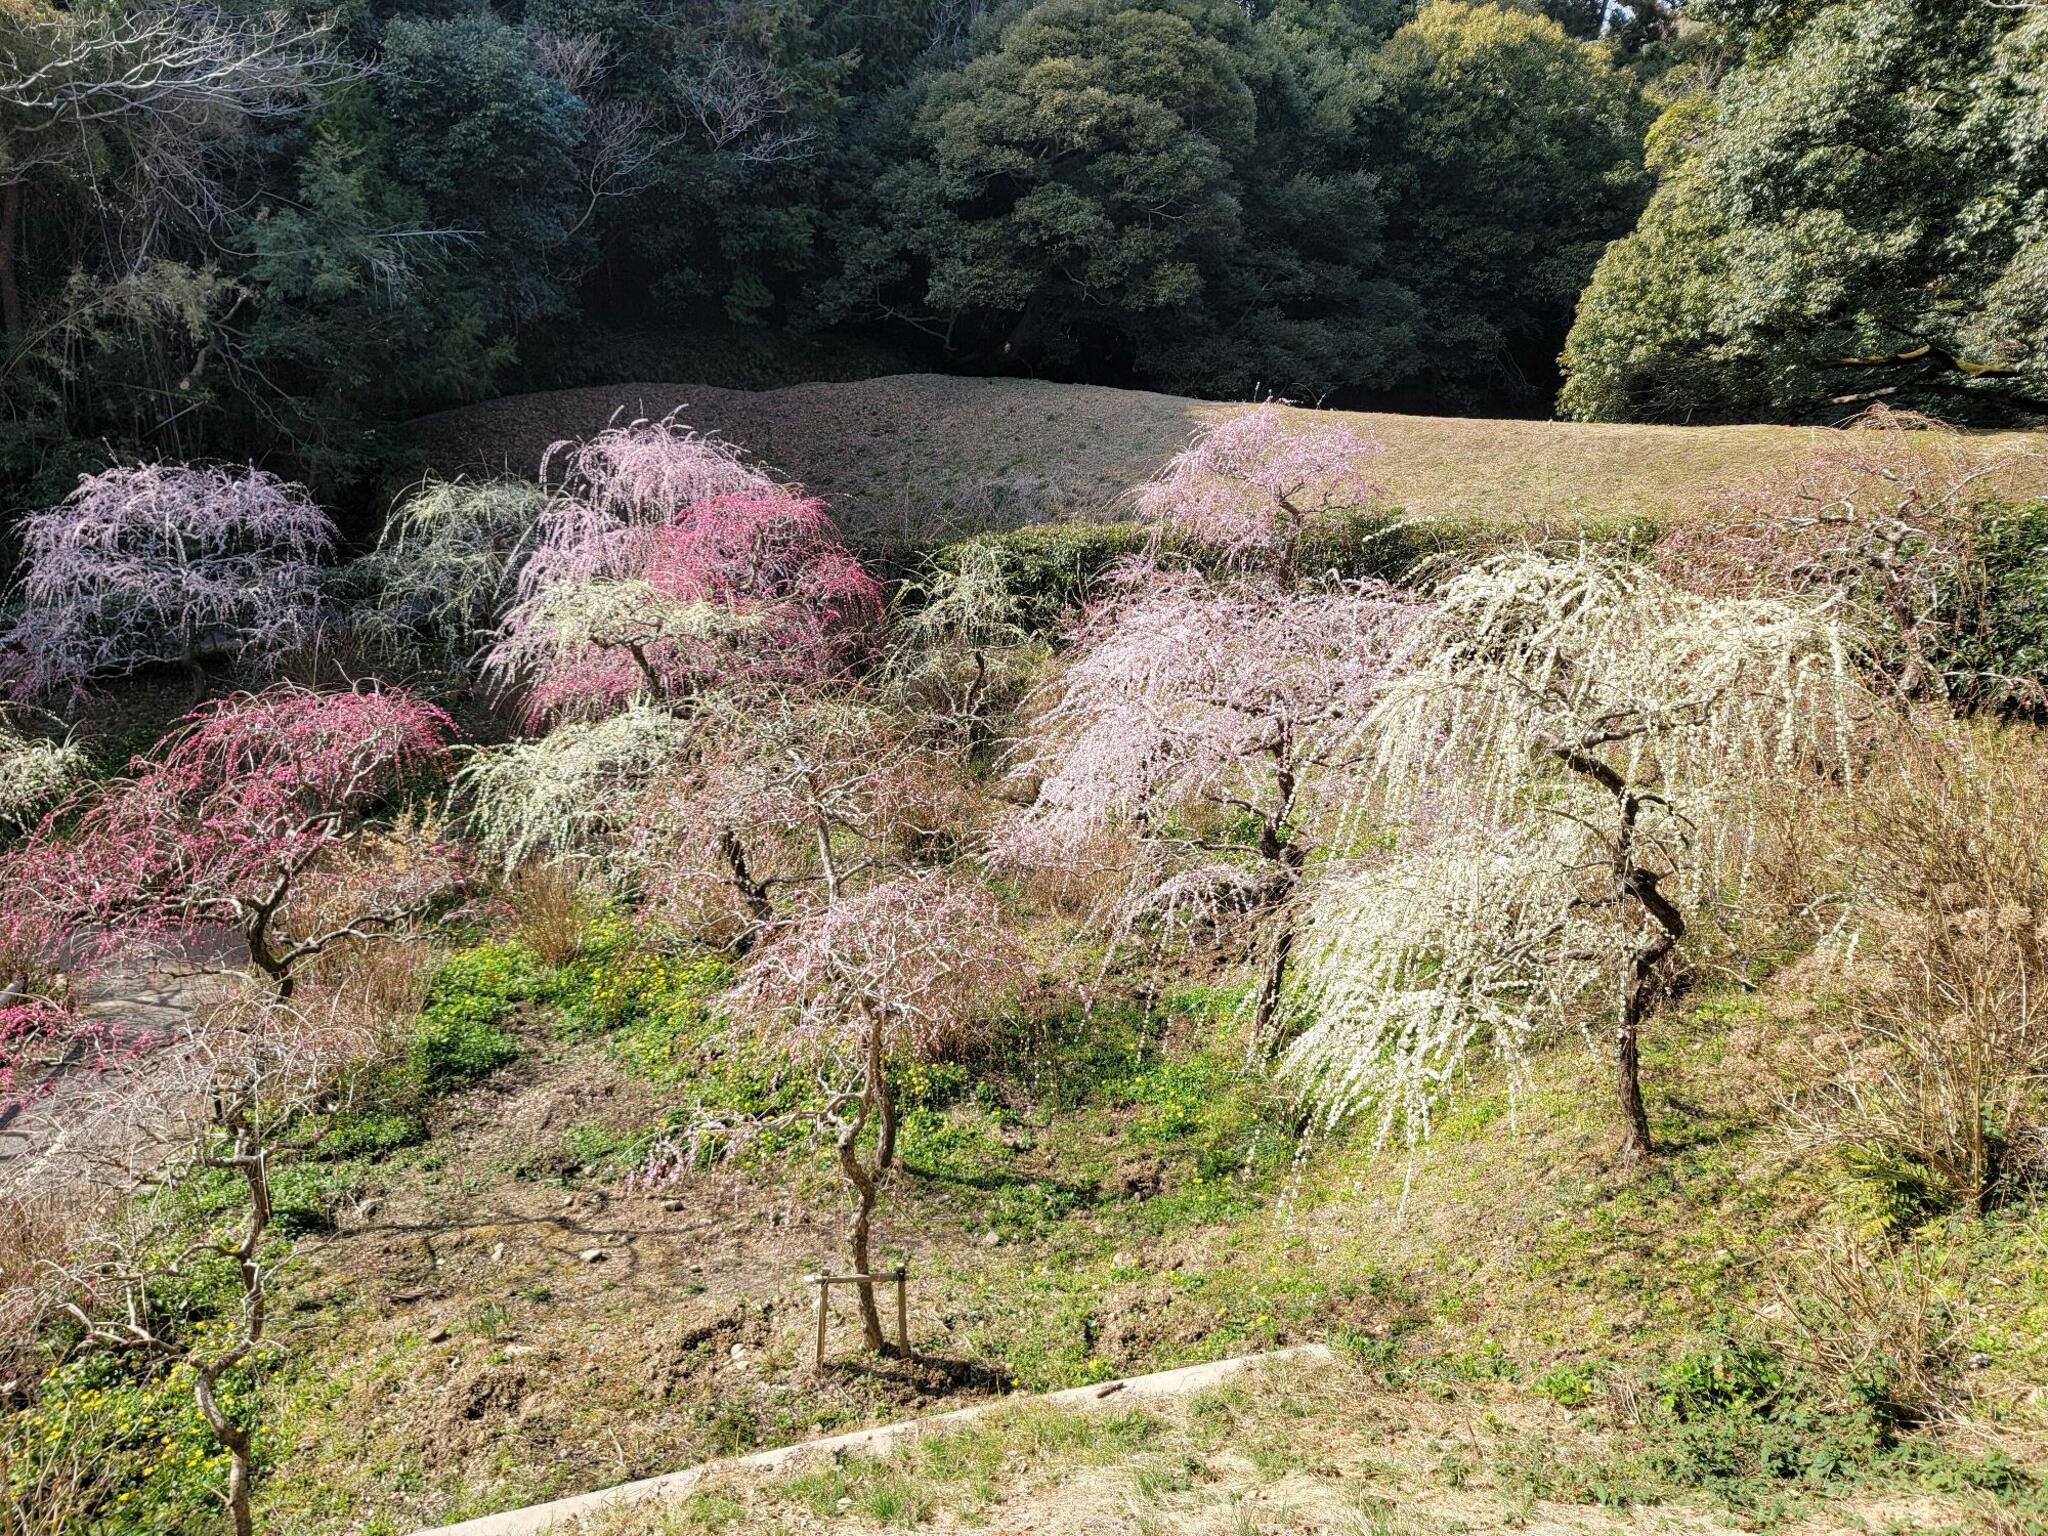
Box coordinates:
[1134,405,1386,573]
[488,419,882,725]
[996,565,1424,1051]
[1,686,460,1000]
[0,464,335,700]
[622,689,962,949]
[644,873,1027,1353]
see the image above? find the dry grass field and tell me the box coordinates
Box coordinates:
[575,1363,1984,1536]
[405,376,2048,543]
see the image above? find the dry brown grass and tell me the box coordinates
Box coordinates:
[403,375,2048,545]
[1820,725,2048,1214]
[505,861,601,965]
[565,1354,1977,1536]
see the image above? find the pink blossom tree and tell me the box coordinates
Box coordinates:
[1134,405,1386,574]
[0,464,335,700]
[1,686,460,1001]
[488,419,882,725]
[996,566,1423,1052]
[663,873,1027,1353]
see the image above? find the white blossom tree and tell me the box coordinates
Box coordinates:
[1284,549,1872,1162]
[0,717,82,838]
[456,699,693,878]
[350,477,547,672]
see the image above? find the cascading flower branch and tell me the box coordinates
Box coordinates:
[1134,404,1386,571]
[0,724,84,837]
[994,563,1424,1046]
[2,686,460,998]
[0,463,335,699]
[1282,547,1874,1163]
[489,418,883,725]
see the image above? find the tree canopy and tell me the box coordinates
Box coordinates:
[1561,0,2048,422]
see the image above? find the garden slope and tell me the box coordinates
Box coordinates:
[405,376,2048,541]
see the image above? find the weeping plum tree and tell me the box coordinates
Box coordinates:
[2,686,460,1000]
[0,718,82,838]
[487,417,881,725]
[351,477,549,671]
[996,565,1421,1053]
[0,464,334,699]
[1134,404,1386,574]
[628,689,964,952]
[724,872,1026,1353]
[456,699,694,878]
[1284,549,1870,1162]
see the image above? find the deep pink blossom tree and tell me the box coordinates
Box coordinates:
[0,464,334,699]
[1,686,459,999]
[996,565,1423,1050]
[490,419,882,725]
[1134,405,1386,572]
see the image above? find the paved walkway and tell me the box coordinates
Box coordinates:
[0,930,239,1183]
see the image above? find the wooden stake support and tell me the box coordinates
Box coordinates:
[804,1266,911,1366]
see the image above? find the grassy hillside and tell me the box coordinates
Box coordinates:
[200,944,2042,1535]
[13,392,2048,1536]
[404,375,2048,542]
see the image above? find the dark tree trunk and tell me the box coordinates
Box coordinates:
[718,829,775,947]
[1248,915,1296,1064]
[243,916,294,1000]
[875,1073,898,1173]
[1549,740,1687,1162]
[1614,1011,1653,1163]
[835,1122,886,1352]
[834,1012,888,1353]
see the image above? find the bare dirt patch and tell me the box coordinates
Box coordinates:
[265,1018,1015,1534]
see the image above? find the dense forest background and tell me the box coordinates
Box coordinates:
[2,0,2044,504]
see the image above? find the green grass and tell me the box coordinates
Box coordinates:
[33,921,2046,1536]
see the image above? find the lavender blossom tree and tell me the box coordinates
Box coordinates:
[996,566,1422,1053]
[0,464,334,699]
[1284,549,1871,1163]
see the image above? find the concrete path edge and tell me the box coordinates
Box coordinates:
[408,1343,1337,1536]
